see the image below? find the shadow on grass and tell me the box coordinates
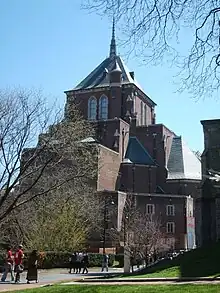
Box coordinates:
[133,241,220,278]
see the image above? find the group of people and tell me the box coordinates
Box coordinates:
[69,252,89,274]
[69,252,109,274]
[0,245,38,284]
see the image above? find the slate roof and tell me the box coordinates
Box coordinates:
[167,136,201,180]
[74,55,146,93]
[124,137,156,166]
[73,22,156,106]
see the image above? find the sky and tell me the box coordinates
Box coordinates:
[1,0,220,152]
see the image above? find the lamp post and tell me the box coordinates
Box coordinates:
[102,195,114,255]
[123,213,130,273]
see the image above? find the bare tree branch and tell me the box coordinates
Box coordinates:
[83,0,220,98]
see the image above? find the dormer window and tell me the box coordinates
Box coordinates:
[88,96,97,120]
[99,95,108,120]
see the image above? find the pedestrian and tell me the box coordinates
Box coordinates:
[1,246,14,282]
[82,252,89,274]
[69,252,77,274]
[101,254,109,272]
[26,250,38,284]
[77,252,83,274]
[14,244,24,283]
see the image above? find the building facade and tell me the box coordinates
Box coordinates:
[63,23,201,251]
[198,119,220,246]
[62,23,201,251]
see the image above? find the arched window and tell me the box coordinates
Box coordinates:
[144,104,147,125]
[88,96,97,120]
[99,95,108,120]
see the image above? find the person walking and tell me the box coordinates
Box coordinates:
[76,252,83,274]
[101,254,109,272]
[82,252,89,274]
[1,246,14,282]
[26,250,38,284]
[69,252,77,274]
[14,244,24,283]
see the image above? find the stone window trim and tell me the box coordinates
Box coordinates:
[88,96,97,120]
[146,204,155,215]
[166,222,175,234]
[166,204,175,216]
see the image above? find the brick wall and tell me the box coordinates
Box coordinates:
[97,145,121,191]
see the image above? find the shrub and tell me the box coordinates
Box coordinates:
[115,254,124,267]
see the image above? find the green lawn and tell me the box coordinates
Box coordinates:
[7,284,220,293]
[128,241,220,278]
[132,266,180,278]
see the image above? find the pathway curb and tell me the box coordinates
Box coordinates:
[77,277,220,283]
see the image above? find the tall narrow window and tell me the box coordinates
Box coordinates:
[167,222,175,234]
[146,204,155,215]
[166,205,175,216]
[99,95,108,120]
[140,101,143,125]
[144,104,147,125]
[88,96,97,120]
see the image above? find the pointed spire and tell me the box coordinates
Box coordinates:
[110,17,117,58]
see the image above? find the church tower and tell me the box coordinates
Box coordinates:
[64,20,157,152]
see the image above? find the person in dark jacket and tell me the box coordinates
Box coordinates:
[82,253,89,274]
[69,252,77,274]
[26,250,38,284]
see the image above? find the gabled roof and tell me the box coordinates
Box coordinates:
[74,55,147,94]
[72,21,156,106]
[167,136,201,180]
[124,137,156,166]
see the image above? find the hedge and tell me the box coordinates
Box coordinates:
[0,251,115,270]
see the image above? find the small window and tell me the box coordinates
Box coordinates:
[166,205,175,216]
[146,204,155,215]
[167,222,175,234]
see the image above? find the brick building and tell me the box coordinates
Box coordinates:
[64,23,201,251]
[198,119,220,246]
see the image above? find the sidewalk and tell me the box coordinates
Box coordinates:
[76,276,220,283]
[0,268,122,292]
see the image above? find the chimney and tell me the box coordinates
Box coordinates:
[129,71,134,79]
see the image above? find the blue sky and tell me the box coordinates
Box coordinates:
[1,0,219,152]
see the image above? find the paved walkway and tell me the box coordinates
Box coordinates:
[0,268,123,292]
[2,268,220,292]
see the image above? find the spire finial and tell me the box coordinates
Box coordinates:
[110,17,116,58]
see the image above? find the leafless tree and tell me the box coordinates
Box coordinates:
[110,195,170,267]
[0,88,97,223]
[83,0,220,98]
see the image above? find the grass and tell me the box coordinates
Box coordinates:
[7,285,220,293]
[128,241,220,278]
[132,266,180,278]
